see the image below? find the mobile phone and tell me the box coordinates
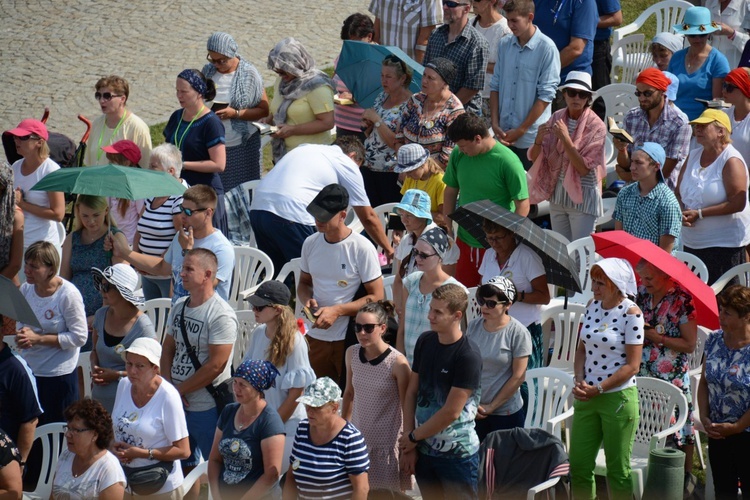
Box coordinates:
[302,306,318,323]
[212,101,229,112]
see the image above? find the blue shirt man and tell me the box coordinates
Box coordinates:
[592,0,622,93]
[534,0,598,77]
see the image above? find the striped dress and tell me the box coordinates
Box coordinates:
[289,420,369,499]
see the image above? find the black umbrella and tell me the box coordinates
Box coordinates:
[450,200,582,292]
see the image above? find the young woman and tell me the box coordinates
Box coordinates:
[102,139,145,245]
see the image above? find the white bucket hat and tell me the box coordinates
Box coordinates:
[91,264,144,307]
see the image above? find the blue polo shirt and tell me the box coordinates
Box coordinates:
[595,0,621,41]
[534,0,598,77]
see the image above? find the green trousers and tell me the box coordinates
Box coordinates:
[569,386,639,500]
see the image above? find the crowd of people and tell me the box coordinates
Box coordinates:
[1,0,750,499]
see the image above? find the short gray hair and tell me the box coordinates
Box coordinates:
[149,144,182,178]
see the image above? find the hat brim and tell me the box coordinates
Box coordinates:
[245,294,273,306]
[122,346,161,367]
[306,202,339,223]
[5,127,35,138]
[393,202,432,222]
[559,83,593,93]
[673,24,719,35]
[296,395,332,407]
[91,268,145,307]
[394,163,422,173]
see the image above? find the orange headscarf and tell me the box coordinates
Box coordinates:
[636,68,670,92]
[725,68,750,98]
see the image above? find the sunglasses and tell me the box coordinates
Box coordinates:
[384,54,407,72]
[95,280,111,293]
[206,54,230,65]
[412,248,438,260]
[686,33,709,38]
[252,305,269,313]
[723,83,738,93]
[94,92,123,102]
[443,0,469,7]
[354,323,381,334]
[634,90,657,98]
[564,88,591,99]
[179,205,209,216]
[16,135,41,141]
[476,296,509,309]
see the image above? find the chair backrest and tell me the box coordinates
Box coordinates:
[633,376,689,456]
[711,262,750,294]
[688,326,710,375]
[232,309,258,372]
[230,246,274,310]
[25,423,66,500]
[76,351,93,399]
[277,258,303,316]
[140,298,173,344]
[592,84,638,129]
[611,34,654,84]
[613,0,692,44]
[383,275,396,301]
[567,236,597,303]
[238,180,261,246]
[540,303,588,375]
[673,250,709,284]
[466,287,482,325]
[181,460,211,499]
[524,368,576,437]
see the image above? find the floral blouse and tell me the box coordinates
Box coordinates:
[364,92,408,173]
[396,92,465,167]
[704,330,750,432]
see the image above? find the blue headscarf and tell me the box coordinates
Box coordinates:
[235,360,280,395]
[178,69,207,98]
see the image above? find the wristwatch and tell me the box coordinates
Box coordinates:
[408,431,419,443]
[374,121,382,129]
[148,448,155,460]
[596,384,604,394]
[181,248,190,257]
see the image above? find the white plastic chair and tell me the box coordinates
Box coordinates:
[232,309,258,372]
[237,180,261,247]
[383,274,396,301]
[232,246,274,310]
[673,250,710,284]
[525,368,576,440]
[465,287,482,324]
[140,298,172,344]
[595,197,617,231]
[611,34,655,84]
[612,0,692,45]
[687,326,711,470]
[540,303,587,376]
[276,258,302,316]
[181,460,211,500]
[567,236,598,304]
[592,84,638,130]
[711,262,750,293]
[595,377,689,500]
[24,423,66,500]
[76,351,93,399]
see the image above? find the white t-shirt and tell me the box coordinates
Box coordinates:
[166,294,238,411]
[112,377,188,495]
[726,106,750,169]
[52,449,125,500]
[250,144,371,225]
[473,17,511,98]
[212,71,242,147]
[300,231,382,342]
[164,229,235,304]
[478,244,545,327]
[17,279,87,377]
[12,157,61,249]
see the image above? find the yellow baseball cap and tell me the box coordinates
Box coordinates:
[689,109,732,133]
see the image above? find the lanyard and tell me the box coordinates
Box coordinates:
[95,111,128,162]
[551,0,569,25]
[173,105,205,151]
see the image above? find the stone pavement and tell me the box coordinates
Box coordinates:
[0,0,370,144]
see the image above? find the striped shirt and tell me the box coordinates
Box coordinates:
[136,194,183,256]
[333,58,365,132]
[290,420,369,499]
[368,0,443,59]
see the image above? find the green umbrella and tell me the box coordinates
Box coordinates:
[31,163,187,199]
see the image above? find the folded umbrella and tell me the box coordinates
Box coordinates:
[0,275,41,328]
[336,40,424,109]
[450,200,582,293]
[592,231,719,329]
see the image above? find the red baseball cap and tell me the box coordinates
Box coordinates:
[102,140,142,166]
[6,119,49,141]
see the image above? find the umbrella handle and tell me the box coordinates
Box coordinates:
[78,115,93,144]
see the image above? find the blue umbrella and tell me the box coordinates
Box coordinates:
[336,40,424,109]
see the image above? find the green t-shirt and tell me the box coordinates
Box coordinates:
[443,141,528,247]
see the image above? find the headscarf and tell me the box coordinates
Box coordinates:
[486,276,517,303]
[595,258,637,298]
[636,68,670,92]
[203,33,264,144]
[235,359,280,396]
[267,37,334,162]
[419,227,450,259]
[651,32,684,55]
[0,165,14,272]
[725,68,750,99]
[178,69,207,98]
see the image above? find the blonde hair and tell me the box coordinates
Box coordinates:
[266,305,302,368]
[39,139,50,160]
[24,241,60,279]
[73,195,117,232]
[423,157,442,176]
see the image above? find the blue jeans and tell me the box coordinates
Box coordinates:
[415,452,479,499]
[249,210,316,280]
[183,407,219,467]
[141,275,171,301]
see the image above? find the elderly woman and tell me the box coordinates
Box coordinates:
[361,55,413,207]
[398,227,462,364]
[478,219,550,370]
[635,260,697,476]
[52,399,125,500]
[16,241,87,425]
[651,32,684,72]
[342,301,411,491]
[698,284,750,500]
[112,338,190,498]
[397,58,465,168]
[133,143,186,300]
[5,119,64,255]
[243,280,315,474]
[528,71,606,242]
[669,7,730,121]
[570,258,644,500]
[267,37,335,162]
[83,75,152,167]
[677,109,750,284]
[722,67,750,164]
[471,0,510,123]
[163,68,228,235]
[208,359,285,499]
[90,264,157,413]
[285,377,369,500]
[466,277,531,442]
[334,14,374,143]
[202,32,269,189]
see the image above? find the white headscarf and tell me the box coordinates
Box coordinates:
[595,258,637,298]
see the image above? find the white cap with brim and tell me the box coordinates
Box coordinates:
[122,337,162,367]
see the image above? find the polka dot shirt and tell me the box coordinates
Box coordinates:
[581,298,644,392]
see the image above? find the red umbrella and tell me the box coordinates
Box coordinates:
[592,231,719,329]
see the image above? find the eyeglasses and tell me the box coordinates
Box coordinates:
[476,296,509,309]
[94,92,124,102]
[443,0,469,7]
[412,248,438,260]
[95,280,111,293]
[16,135,41,141]
[179,205,209,216]
[206,54,230,65]
[63,425,92,434]
[485,233,510,243]
[723,83,738,93]
[252,305,269,313]
[354,323,381,334]
[564,88,591,99]
[634,90,657,98]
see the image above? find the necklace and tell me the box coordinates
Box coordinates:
[174,105,205,151]
[235,406,262,430]
[96,111,129,162]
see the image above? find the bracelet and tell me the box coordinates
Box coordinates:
[698,208,703,219]
[730,29,737,40]
[519,291,526,302]
[235,108,241,118]
[148,448,154,460]
[415,44,427,51]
